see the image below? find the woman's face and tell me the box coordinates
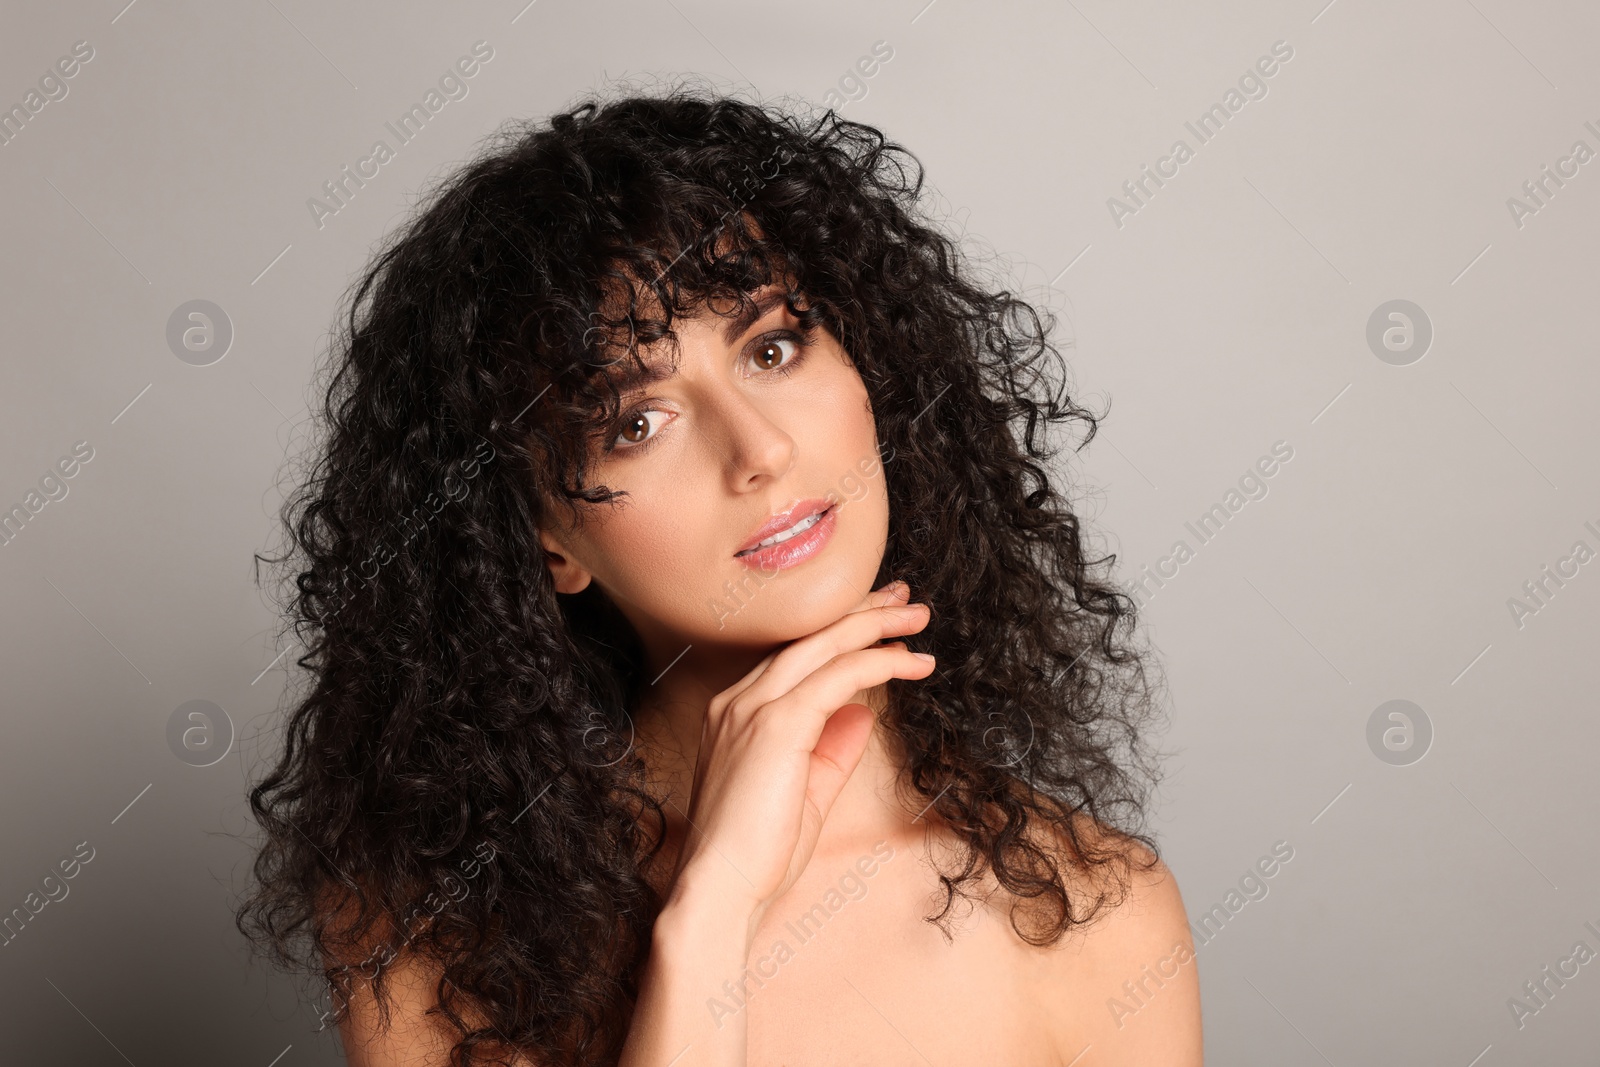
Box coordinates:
[537,284,891,663]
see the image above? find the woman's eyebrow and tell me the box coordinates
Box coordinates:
[719,288,790,346]
[604,289,790,394]
[608,356,675,394]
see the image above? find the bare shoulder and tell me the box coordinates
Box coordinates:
[1023,812,1204,1066]
[312,885,544,1067]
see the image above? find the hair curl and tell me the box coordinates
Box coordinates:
[240,80,1169,1067]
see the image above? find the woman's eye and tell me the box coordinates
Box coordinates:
[612,408,670,450]
[749,333,801,372]
[608,332,806,454]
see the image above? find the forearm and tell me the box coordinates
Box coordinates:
[618,878,762,1067]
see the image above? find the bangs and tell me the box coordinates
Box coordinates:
[585,211,791,375]
[568,214,813,437]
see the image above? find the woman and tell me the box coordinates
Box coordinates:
[241,84,1202,1066]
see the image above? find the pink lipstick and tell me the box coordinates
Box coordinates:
[734,497,838,571]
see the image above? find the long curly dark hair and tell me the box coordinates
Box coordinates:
[240,81,1169,1067]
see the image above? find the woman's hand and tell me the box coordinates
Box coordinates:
[666,580,935,928]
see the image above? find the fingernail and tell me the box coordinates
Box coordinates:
[912,652,935,662]
[891,580,909,596]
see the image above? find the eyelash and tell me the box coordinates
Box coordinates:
[604,329,813,455]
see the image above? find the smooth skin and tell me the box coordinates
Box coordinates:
[333,283,1203,1065]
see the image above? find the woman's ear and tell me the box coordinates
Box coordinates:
[537,526,594,595]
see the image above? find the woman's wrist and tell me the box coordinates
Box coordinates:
[618,868,765,1066]
[660,862,768,952]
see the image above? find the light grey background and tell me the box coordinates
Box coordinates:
[2,0,1596,1064]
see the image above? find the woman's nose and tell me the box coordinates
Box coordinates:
[711,391,797,489]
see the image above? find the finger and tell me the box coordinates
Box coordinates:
[730,602,931,716]
[832,580,910,623]
[716,582,910,709]
[853,579,910,610]
[762,646,936,751]
[802,700,877,827]
[739,601,929,713]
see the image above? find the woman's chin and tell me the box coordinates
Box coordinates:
[693,568,875,645]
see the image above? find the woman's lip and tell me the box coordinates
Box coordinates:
[735,503,838,571]
[734,497,834,556]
